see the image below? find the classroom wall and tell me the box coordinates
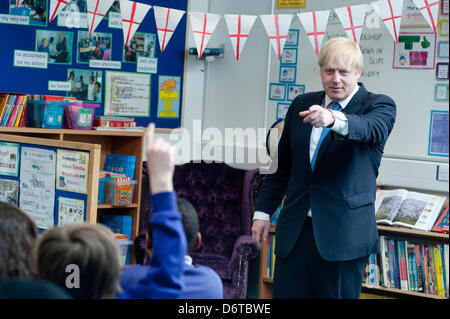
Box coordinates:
[165,0,448,192]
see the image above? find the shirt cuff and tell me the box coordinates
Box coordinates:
[253,211,270,222]
[330,110,349,136]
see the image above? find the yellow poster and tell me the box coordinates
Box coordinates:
[277,0,306,9]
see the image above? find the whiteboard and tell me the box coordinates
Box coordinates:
[266,0,449,163]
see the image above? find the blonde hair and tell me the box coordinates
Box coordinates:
[318,37,363,71]
[36,223,121,299]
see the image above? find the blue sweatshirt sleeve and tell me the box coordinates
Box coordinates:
[118,191,187,299]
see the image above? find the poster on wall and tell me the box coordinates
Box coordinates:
[0,142,19,177]
[0,178,19,205]
[57,197,85,226]
[393,32,436,69]
[428,110,449,157]
[104,71,151,117]
[19,147,56,229]
[157,76,181,118]
[56,149,89,193]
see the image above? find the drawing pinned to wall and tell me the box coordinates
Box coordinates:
[439,18,449,36]
[434,83,449,101]
[437,40,449,58]
[435,62,449,80]
[157,75,181,118]
[104,70,150,117]
[428,110,449,157]
[276,103,290,120]
[57,196,85,226]
[279,66,296,82]
[269,83,286,101]
[393,32,436,69]
[0,178,19,205]
[56,149,89,193]
[287,84,305,101]
[280,47,298,65]
[442,0,449,16]
[285,29,299,46]
[0,141,19,177]
[19,147,56,229]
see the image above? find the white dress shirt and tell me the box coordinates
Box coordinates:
[253,85,360,222]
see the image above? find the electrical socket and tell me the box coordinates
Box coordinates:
[437,165,449,182]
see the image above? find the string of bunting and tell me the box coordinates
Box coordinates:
[48,0,440,60]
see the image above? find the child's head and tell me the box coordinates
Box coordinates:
[35,223,121,299]
[146,197,200,254]
[0,202,38,281]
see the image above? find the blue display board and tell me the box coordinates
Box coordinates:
[0,138,90,232]
[0,0,188,129]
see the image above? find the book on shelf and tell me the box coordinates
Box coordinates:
[104,153,136,180]
[432,205,449,234]
[0,92,28,127]
[364,235,449,297]
[374,189,447,231]
[100,214,133,265]
[93,116,137,128]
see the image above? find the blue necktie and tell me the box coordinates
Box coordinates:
[310,102,340,171]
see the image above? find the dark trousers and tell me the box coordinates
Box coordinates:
[273,217,369,299]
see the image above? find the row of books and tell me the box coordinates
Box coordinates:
[93,116,142,131]
[375,188,447,232]
[363,236,449,297]
[0,93,27,127]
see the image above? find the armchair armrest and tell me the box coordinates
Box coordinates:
[229,235,260,298]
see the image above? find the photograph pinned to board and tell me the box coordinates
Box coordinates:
[123,32,157,63]
[393,32,436,69]
[19,147,56,230]
[104,71,151,117]
[35,29,73,64]
[76,30,112,63]
[56,149,89,193]
[0,178,19,205]
[9,0,47,26]
[157,75,181,119]
[428,110,449,157]
[57,0,88,29]
[57,196,85,226]
[67,68,102,102]
[0,141,19,177]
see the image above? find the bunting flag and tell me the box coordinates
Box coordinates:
[412,0,440,33]
[372,0,403,42]
[120,0,152,47]
[260,14,294,60]
[153,6,186,53]
[87,0,115,37]
[49,0,69,23]
[189,12,222,59]
[224,14,257,61]
[334,4,368,44]
[297,10,331,55]
[16,0,23,9]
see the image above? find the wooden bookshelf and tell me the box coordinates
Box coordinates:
[258,225,449,299]
[0,127,145,264]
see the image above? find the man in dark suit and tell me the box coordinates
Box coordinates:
[252,37,396,298]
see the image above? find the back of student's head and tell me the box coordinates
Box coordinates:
[35,223,120,299]
[0,202,37,281]
[177,197,199,253]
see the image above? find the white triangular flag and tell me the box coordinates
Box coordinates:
[49,0,70,23]
[334,4,368,44]
[87,0,115,36]
[260,14,294,60]
[153,6,186,53]
[119,0,151,47]
[189,12,222,59]
[412,0,440,33]
[297,10,331,55]
[224,14,257,60]
[371,0,403,42]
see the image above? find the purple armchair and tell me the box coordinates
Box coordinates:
[135,161,263,299]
